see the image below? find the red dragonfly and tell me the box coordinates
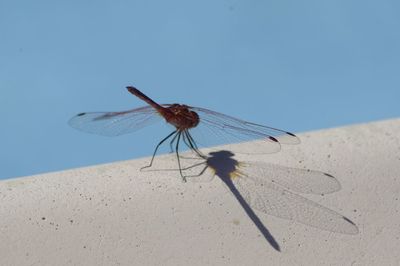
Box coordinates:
[69,86,300,181]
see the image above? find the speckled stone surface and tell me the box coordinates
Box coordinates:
[1,119,399,265]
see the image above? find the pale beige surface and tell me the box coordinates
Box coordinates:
[1,119,399,266]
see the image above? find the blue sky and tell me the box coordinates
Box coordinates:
[1,0,399,180]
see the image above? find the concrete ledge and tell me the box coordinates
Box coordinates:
[1,119,399,265]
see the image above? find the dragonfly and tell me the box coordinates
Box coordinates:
[69,86,300,181]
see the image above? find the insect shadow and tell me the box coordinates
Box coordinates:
[144,150,359,252]
[197,150,282,251]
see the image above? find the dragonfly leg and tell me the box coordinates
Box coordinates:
[176,131,200,160]
[169,133,179,153]
[141,130,177,171]
[175,131,187,182]
[185,131,207,159]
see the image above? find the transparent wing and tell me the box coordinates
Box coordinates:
[186,106,300,154]
[231,163,358,234]
[192,107,300,144]
[68,106,162,136]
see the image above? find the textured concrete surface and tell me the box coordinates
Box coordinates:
[1,119,399,265]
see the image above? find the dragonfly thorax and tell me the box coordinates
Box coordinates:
[164,104,200,130]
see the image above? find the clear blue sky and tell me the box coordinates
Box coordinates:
[1,1,399,180]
